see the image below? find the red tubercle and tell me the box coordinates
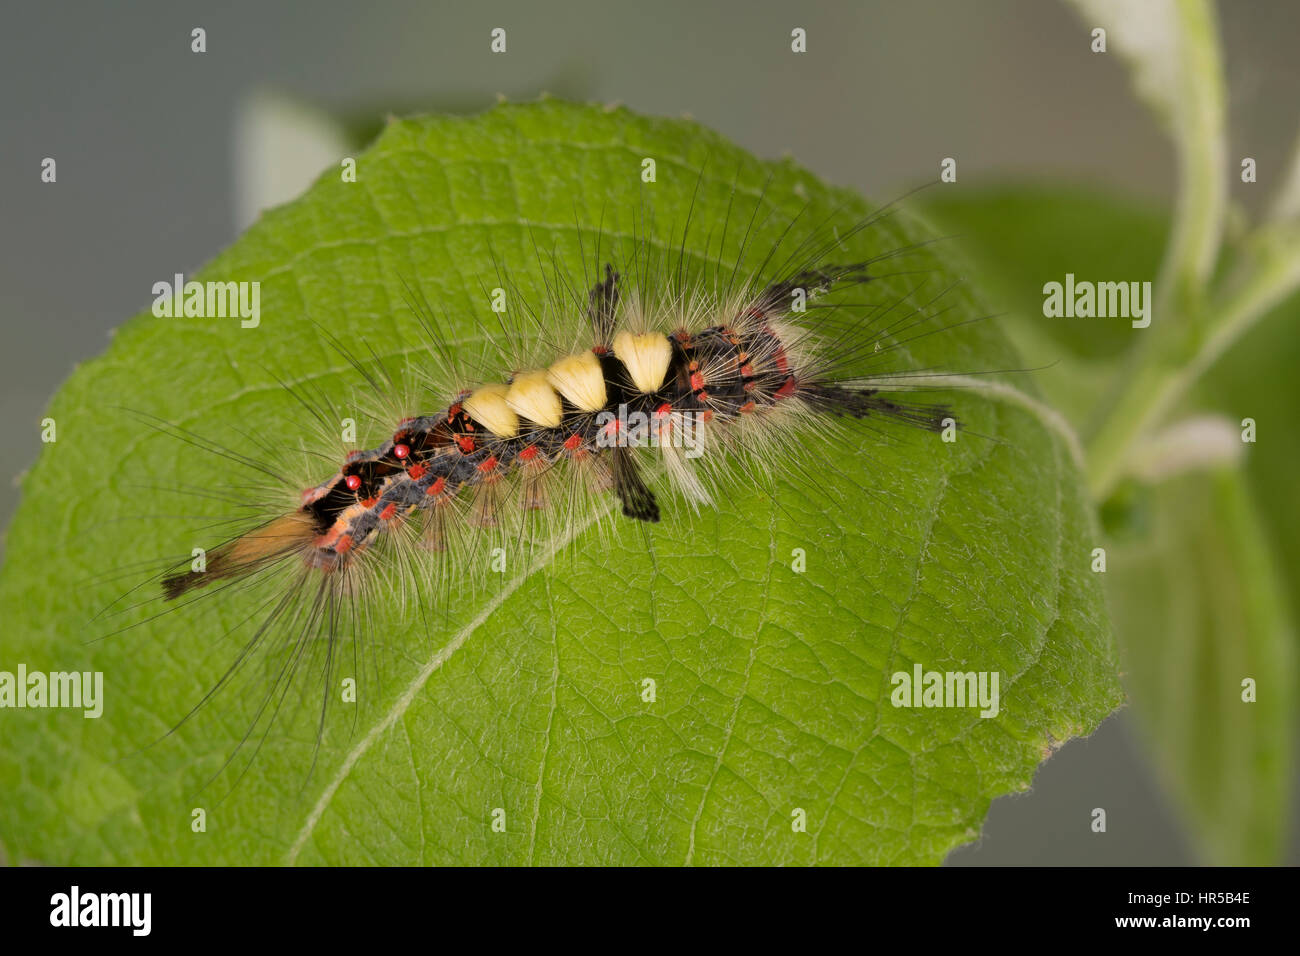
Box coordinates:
[379,503,397,521]
[477,455,499,473]
[360,496,378,509]
[654,402,672,418]
[563,433,583,451]
[774,376,798,399]
[345,474,362,492]
[739,400,756,414]
[334,534,353,554]
[773,348,790,374]
[700,409,715,423]
[518,445,539,462]
[689,372,706,392]
[456,436,476,454]
[393,443,410,459]
[591,344,609,355]
[425,477,447,496]
[407,464,427,481]
[739,363,755,378]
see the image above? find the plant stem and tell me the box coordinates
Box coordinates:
[1152,0,1226,319]
[1087,229,1300,499]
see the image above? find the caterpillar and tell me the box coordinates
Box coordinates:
[160,261,954,601]
[112,191,978,787]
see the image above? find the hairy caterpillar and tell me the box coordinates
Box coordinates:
[110,189,980,788]
[162,263,955,596]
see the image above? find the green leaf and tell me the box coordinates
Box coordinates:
[1199,284,1300,610]
[0,101,1119,865]
[1107,469,1295,864]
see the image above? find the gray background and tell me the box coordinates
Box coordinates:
[2,0,1297,865]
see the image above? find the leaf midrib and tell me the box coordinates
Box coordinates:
[284,494,616,865]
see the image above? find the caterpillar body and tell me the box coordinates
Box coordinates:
[160,258,955,603]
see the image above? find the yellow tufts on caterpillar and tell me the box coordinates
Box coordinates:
[505,370,563,427]
[463,383,520,438]
[613,330,672,394]
[546,351,606,412]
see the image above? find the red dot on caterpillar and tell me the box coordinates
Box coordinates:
[394,443,410,459]
[345,474,362,491]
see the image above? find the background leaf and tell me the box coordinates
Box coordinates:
[1107,469,1294,864]
[923,183,1297,864]
[918,183,1165,430]
[0,101,1120,865]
